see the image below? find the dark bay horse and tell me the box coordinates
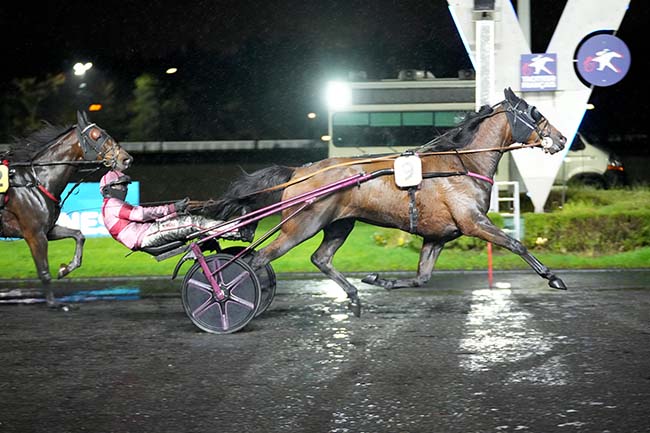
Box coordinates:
[0,112,132,309]
[206,88,567,314]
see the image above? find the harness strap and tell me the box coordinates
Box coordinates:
[243,142,536,197]
[420,171,493,184]
[408,188,418,233]
[466,171,494,185]
[240,155,398,197]
[37,184,60,204]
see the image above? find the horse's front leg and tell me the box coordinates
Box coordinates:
[48,224,85,279]
[362,238,445,290]
[463,214,566,290]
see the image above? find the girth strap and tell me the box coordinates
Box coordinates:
[408,187,419,233]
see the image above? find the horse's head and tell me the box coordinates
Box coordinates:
[76,111,133,170]
[503,88,566,154]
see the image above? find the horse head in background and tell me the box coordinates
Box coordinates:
[1,111,133,309]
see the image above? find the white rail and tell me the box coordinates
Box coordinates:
[489,181,521,240]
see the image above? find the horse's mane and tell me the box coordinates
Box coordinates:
[7,122,72,161]
[416,104,495,152]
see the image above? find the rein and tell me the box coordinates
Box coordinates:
[242,97,553,197]
[242,141,542,197]
[4,124,121,207]
[9,160,111,167]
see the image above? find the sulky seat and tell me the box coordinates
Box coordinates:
[140,240,188,261]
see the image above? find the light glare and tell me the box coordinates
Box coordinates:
[325,81,352,110]
[73,62,93,76]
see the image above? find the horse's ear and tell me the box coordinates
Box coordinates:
[76,111,87,128]
[504,87,515,101]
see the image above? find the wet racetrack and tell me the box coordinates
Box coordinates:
[1,270,649,433]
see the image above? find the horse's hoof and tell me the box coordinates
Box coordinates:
[48,302,78,311]
[58,264,69,279]
[362,274,378,285]
[347,299,362,318]
[549,277,567,290]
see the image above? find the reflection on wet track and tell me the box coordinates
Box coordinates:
[0,287,140,304]
[460,289,557,376]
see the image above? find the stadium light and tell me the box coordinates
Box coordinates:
[73,62,93,76]
[325,81,352,110]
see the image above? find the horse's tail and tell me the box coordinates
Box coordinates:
[200,165,296,221]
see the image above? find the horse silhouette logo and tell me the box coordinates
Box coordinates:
[577,34,631,87]
[520,53,557,91]
[524,54,555,75]
[583,48,624,73]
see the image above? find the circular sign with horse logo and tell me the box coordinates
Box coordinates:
[576,34,631,87]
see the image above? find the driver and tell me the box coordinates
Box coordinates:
[100,170,241,250]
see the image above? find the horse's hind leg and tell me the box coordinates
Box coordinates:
[363,238,445,290]
[463,215,566,290]
[48,225,85,278]
[22,231,65,309]
[309,219,363,316]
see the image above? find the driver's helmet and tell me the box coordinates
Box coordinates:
[100,170,131,199]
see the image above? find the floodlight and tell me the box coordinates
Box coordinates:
[325,81,352,110]
[73,62,93,76]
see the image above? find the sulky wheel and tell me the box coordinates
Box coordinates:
[181,253,261,334]
[222,246,276,317]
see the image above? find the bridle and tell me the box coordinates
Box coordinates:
[11,124,123,169]
[76,123,124,168]
[5,124,125,207]
[503,98,554,150]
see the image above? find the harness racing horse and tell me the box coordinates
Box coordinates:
[206,88,567,315]
[0,112,133,309]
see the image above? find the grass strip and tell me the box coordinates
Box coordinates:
[1,217,648,280]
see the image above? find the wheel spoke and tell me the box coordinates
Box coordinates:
[193,297,220,318]
[228,294,255,310]
[220,308,230,330]
[187,278,213,294]
[224,270,251,291]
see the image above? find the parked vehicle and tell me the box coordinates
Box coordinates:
[495,133,625,189]
[561,133,625,188]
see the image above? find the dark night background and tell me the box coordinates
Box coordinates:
[0,1,647,154]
